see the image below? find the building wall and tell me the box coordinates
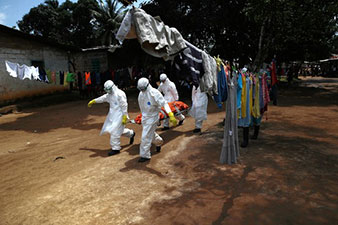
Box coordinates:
[0,31,69,102]
[74,50,109,73]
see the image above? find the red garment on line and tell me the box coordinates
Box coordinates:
[271,60,278,86]
[85,72,91,85]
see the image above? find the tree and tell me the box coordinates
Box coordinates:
[18,2,60,38]
[44,0,59,9]
[92,0,126,46]
[72,0,100,47]
[17,0,99,48]
[142,0,254,65]
[243,0,338,68]
[142,0,338,68]
[116,0,137,7]
[16,0,337,63]
[18,0,74,45]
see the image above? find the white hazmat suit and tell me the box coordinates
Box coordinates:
[157,74,185,128]
[158,74,179,102]
[189,86,208,130]
[137,78,176,160]
[88,81,134,152]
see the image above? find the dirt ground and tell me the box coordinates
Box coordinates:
[0,77,337,225]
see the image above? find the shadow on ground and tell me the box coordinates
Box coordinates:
[144,113,338,225]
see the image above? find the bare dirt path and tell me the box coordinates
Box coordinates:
[0,77,337,225]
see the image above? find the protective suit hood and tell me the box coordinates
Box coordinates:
[104,80,116,93]
[137,77,151,92]
[159,73,167,82]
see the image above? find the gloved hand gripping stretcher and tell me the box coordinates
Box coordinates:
[130,101,189,124]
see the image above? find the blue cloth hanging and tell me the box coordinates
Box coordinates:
[213,65,228,108]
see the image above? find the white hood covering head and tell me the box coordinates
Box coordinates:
[104,80,115,93]
[137,77,150,92]
[159,73,167,82]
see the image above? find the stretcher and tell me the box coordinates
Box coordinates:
[130,101,189,124]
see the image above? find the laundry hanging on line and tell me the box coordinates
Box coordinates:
[5,60,40,81]
[236,70,270,127]
[220,70,240,165]
[116,7,222,98]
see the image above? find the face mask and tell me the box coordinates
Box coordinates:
[137,83,149,92]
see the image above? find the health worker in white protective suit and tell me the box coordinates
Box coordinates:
[88,80,135,156]
[189,86,208,133]
[157,73,185,130]
[137,77,177,162]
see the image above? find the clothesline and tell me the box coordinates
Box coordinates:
[5,60,40,81]
[114,7,275,165]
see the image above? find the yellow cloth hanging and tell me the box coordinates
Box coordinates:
[249,76,253,116]
[215,55,222,72]
[252,75,261,118]
[241,74,247,118]
[64,72,69,87]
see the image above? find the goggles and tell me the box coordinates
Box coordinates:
[104,86,113,93]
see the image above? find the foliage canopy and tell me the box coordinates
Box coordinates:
[17,0,338,66]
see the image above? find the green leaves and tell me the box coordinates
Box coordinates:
[17,0,126,48]
[142,0,338,65]
[16,0,337,63]
[91,0,126,46]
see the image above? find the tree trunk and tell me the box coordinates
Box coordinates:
[252,17,271,72]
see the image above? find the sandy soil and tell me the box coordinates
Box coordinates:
[0,77,337,225]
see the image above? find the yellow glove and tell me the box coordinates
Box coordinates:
[88,100,96,108]
[168,112,177,126]
[122,115,128,125]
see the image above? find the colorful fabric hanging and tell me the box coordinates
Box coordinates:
[66,72,75,83]
[59,71,64,85]
[271,59,278,86]
[252,75,261,118]
[51,71,56,84]
[213,64,228,108]
[85,72,91,85]
[236,74,242,118]
[220,71,239,165]
[241,73,247,118]
[248,76,252,120]
[63,72,68,87]
[238,76,252,127]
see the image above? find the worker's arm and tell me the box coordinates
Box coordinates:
[88,99,96,107]
[88,94,108,107]
[169,83,179,101]
[154,89,177,126]
[117,91,129,125]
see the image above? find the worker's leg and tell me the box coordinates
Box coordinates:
[193,120,203,133]
[121,127,135,144]
[108,133,122,156]
[139,121,158,159]
[162,118,169,130]
[177,114,185,125]
[152,131,163,152]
